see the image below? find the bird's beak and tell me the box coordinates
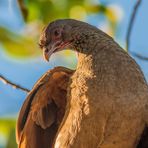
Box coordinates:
[43,43,58,62]
[43,48,50,62]
[42,41,70,62]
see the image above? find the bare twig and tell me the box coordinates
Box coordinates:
[0,74,30,93]
[126,0,148,61]
[17,0,28,21]
[130,51,148,61]
[126,0,142,51]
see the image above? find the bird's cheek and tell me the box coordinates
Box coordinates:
[62,32,72,42]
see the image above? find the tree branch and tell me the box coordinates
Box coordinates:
[130,51,148,61]
[126,0,148,61]
[126,0,142,52]
[0,74,30,93]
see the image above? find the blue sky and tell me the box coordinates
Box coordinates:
[0,0,148,117]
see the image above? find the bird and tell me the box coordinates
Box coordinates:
[16,66,74,148]
[16,68,148,148]
[39,19,148,148]
[16,19,148,148]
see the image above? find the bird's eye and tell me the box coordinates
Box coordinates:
[54,30,60,37]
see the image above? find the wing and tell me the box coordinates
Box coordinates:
[16,66,74,148]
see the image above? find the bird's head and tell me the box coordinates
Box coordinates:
[39,19,76,61]
[39,19,98,61]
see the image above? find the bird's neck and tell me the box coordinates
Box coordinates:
[76,32,114,75]
[76,53,94,76]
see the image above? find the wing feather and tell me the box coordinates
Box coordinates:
[16,66,74,148]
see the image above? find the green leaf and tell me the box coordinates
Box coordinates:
[0,27,40,58]
[0,118,17,148]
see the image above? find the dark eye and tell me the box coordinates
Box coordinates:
[54,30,60,37]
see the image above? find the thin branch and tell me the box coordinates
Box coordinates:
[17,0,28,21]
[126,0,142,52]
[0,74,30,93]
[126,0,148,61]
[130,51,148,61]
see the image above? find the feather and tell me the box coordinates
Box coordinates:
[16,66,74,148]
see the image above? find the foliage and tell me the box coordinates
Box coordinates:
[0,0,118,59]
[0,27,39,59]
[0,118,17,148]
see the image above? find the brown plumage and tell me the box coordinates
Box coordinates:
[16,66,74,148]
[17,19,148,148]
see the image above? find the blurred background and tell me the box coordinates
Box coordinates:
[0,0,148,147]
